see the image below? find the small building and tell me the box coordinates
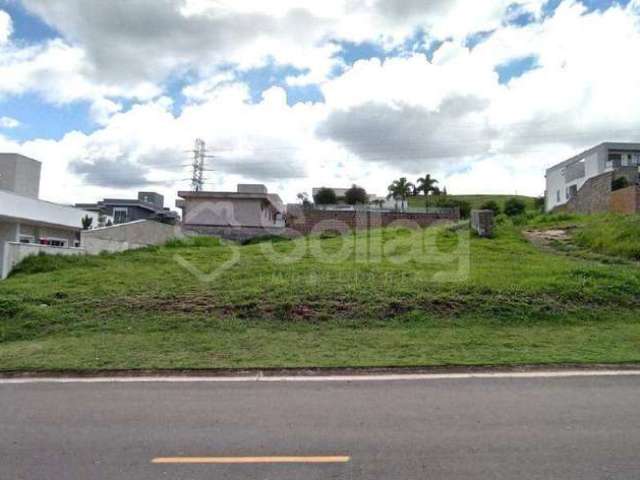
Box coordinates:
[0,153,99,279]
[177,184,285,240]
[75,191,178,225]
[545,142,640,212]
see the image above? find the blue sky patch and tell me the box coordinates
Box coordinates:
[237,62,323,106]
[495,55,539,84]
[0,94,96,142]
[465,31,495,49]
[0,1,59,44]
[334,40,386,66]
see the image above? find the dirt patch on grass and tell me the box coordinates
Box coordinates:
[523,227,575,249]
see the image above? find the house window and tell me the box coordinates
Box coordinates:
[113,207,128,224]
[556,190,561,202]
[39,238,67,248]
[19,236,35,244]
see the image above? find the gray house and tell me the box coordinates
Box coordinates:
[76,191,179,225]
[177,184,285,240]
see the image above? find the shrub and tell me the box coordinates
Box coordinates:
[480,200,501,215]
[344,184,368,205]
[504,197,527,217]
[533,196,545,212]
[612,177,630,191]
[430,197,471,219]
[313,187,337,205]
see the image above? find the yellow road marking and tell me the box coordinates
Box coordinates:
[152,456,351,464]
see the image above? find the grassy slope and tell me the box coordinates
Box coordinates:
[409,194,537,210]
[1,222,640,370]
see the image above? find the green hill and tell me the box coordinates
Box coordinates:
[1,218,639,371]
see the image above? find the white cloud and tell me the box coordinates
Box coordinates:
[0,9,11,45]
[0,116,20,128]
[4,0,640,205]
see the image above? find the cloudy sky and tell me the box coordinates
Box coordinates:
[1,0,639,206]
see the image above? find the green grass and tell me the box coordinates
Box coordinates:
[409,194,537,211]
[572,214,640,260]
[1,221,640,371]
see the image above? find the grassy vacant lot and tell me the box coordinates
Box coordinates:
[409,194,537,211]
[1,215,639,371]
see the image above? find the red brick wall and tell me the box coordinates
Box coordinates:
[610,185,640,214]
[286,209,460,235]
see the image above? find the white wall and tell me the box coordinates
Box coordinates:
[546,151,606,211]
[80,220,182,254]
[0,189,99,230]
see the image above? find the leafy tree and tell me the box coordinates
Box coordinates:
[480,200,501,215]
[344,184,368,205]
[81,215,93,230]
[387,177,415,210]
[504,197,526,217]
[313,187,337,205]
[297,192,312,207]
[416,174,439,196]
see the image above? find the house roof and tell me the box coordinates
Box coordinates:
[75,199,178,217]
[177,191,285,213]
[546,142,640,174]
[0,189,98,230]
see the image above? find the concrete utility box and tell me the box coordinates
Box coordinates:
[0,153,41,198]
[471,209,495,237]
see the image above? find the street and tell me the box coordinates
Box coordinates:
[1,373,639,479]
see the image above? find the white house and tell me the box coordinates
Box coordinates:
[0,153,101,279]
[545,142,640,212]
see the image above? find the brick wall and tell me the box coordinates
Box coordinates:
[286,209,459,235]
[610,185,640,214]
[555,171,613,215]
[556,168,640,215]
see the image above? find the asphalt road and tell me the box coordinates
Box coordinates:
[2,374,640,479]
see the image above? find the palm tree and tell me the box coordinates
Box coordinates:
[387,177,414,211]
[416,174,439,196]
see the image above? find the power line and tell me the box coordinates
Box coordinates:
[189,138,215,192]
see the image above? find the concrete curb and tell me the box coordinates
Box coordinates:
[2,363,640,380]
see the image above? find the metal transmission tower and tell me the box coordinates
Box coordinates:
[191,139,207,192]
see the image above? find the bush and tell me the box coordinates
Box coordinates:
[533,196,545,212]
[313,187,337,205]
[504,197,527,217]
[480,200,501,215]
[431,197,471,219]
[344,184,368,205]
[612,177,630,191]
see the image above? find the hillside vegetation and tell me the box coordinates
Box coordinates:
[1,219,640,370]
[409,194,537,211]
